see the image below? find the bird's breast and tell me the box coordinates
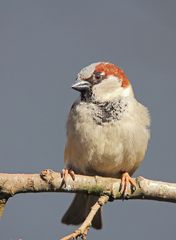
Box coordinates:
[90,99,128,125]
[65,99,150,177]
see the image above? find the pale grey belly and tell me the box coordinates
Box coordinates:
[65,120,148,177]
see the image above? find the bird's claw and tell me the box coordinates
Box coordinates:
[120,172,136,198]
[61,168,75,185]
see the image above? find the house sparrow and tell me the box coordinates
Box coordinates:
[61,62,150,229]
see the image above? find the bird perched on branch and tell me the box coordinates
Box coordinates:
[61,62,150,229]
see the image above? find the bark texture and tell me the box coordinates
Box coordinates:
[1,169,176,239]
[0,169,176,210]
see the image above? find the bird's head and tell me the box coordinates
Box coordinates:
[72,62,134,102]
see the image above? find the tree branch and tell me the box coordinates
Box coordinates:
[60,195,109,240]
[0,169,176,215]
[1,169,176,239]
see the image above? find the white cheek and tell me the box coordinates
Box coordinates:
[92,77,121,101]
[92,76,134,101]
[106,75,122,88]
[122,86,134,97]
[106,75,134,97]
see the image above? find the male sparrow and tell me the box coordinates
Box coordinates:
[61,62,150,229]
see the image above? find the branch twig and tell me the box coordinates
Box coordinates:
[60,195,109,240]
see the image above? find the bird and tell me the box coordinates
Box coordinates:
[61,62,150,229]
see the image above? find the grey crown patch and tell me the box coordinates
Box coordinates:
[91,99,128,125]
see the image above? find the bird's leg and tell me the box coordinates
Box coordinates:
[61,168,75,183]
[120,172,136,197]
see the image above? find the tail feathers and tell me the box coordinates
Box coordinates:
[62,193,87,225]
[86,195,102,229]
[61,193,102,229]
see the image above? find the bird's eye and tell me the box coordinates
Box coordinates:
[93,72,105,81]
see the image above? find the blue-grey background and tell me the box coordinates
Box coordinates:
[0,1,176,239]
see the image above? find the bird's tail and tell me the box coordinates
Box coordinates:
[61,193,102,229]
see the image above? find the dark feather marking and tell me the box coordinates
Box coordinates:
[91,99,128,124]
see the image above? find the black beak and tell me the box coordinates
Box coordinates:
[72,80,91,92]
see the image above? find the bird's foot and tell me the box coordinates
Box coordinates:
[61,168,75,185]
[120,172,136,198]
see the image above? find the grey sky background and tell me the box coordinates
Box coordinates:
[0,1,176,239]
